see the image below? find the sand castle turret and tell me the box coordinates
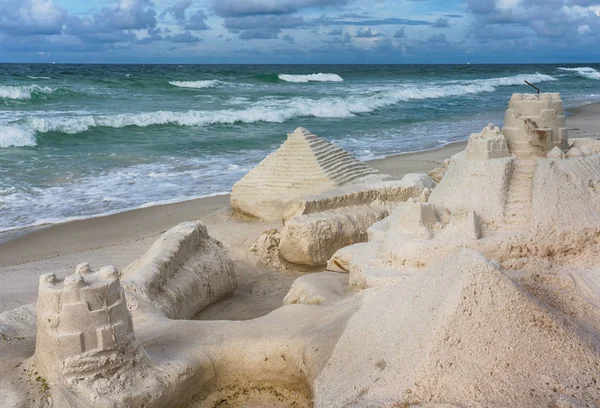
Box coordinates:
[231,127,390,221]
[502,93,568,159]
[466,124,510,160]
[35,263,145,385]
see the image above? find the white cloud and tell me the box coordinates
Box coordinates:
[578,24,591,35]
[495,0,522,11]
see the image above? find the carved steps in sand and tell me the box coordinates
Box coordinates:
[502,159,536,229]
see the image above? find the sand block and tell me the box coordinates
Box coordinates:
[429,151,513,226]
[231,127,390,221]
[277,175,435,267]
[122,220,236,319]
[315,250,600,407]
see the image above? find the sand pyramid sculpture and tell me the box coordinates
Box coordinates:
[231,127,390,221]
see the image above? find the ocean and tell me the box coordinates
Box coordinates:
[1,64,599,232]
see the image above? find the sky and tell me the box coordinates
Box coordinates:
[1,0,600,63]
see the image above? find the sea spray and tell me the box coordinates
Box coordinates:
[558,67,600,80]
[0,126,36,148]
[278,73,344,83]
[168,80,223,88]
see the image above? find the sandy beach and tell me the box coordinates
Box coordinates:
[1,103,598,314]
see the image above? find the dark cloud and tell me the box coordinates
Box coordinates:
[162,1,209,30]
[163,0,192,24]
[224,14,303,39]
[186,10,209,30]
[356,28,382,37]
[239,28,280,39]
[444,14,463,18]
[283,34,295,43]
[394,28,405,38]
[427,33,447,44]
[166,31,201,43]
[213,0,347,18]
[329,29,343,35]
[466,0,600,41]
[432,17,450,28]
[314,16,431,26]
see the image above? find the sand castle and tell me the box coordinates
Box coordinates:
[231,127,391,221]
[236,127,435,267]
[328,93,600,286]
[5,93,600,407]
[34,264,205,407]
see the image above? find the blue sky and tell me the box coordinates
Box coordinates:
[1,0,600,63]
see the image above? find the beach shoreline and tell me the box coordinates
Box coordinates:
[1,100,596,247]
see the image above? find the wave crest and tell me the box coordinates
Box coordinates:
[17,72,557,135]
[168,80,222,89]
[0,84,56,100]
[278,73,344,83]
[0,126,36,148]
[558,67,600,80]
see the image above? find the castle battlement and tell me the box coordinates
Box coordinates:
[502,93,568,158]
[35,263,142,382]
[466,124,510,160]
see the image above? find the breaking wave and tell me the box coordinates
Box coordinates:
[475,73,557,87]
[0,84,57,100]
[0,126,36,148]
[168,80,222,89]
[16,72,556,135]
[278,73,344,83]
[558,67,600,80]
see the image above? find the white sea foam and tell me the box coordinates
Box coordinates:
[169,80,222,89]
[27,76,51,80]
[279,73,344,83]
[558,67,600,80]
[0,84,56,100]
[0,126,36,148]
[19,72,557,135]
[476,73,557,87]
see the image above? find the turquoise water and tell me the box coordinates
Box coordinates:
[1,64,599,231]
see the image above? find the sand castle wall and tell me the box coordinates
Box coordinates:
[274,175,434,267]
[122,221,236,320]
[531,153,600,232]
[502,93,568,158]
[35,264,143,385]
[428,151,513,226]
[466,123,510,161]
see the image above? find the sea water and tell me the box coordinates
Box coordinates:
[1,63,599,231]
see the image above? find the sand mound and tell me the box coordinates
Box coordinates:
[315,250,600,407]
[231,127,389,221]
